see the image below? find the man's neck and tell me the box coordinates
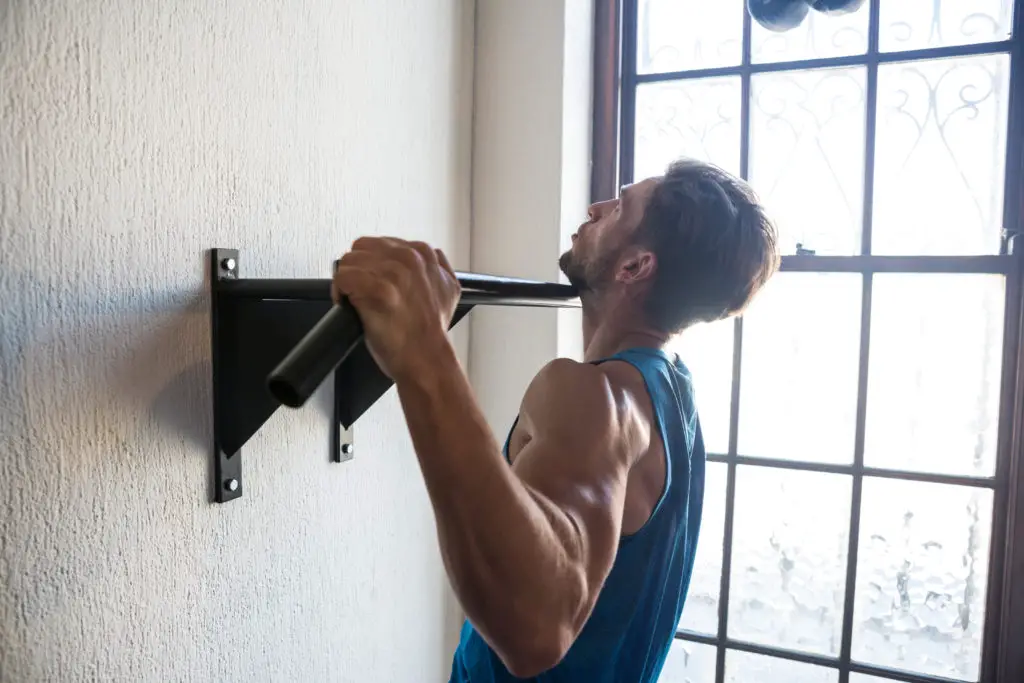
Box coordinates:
[581,295,670,363]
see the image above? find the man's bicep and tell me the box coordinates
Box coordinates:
[509,396,633,604]
[514,361,638,548]
[513,432,630,535]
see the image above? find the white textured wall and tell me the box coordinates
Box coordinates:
[469,0,591,434]
[0,1,473,681]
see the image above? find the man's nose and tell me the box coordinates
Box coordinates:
[590,198,617,217]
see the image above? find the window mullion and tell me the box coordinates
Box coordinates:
[715,315,742,683]
[838,4,881,680]
[619,0,639,188]
[838,274,872,679]
[715,9,754,683]
[988,4,1024,682]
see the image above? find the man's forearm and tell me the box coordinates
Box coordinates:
[393,338,584,663]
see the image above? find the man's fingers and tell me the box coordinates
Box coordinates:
[407,240,438,268]
[351,235,390,253]
[336,248,378,271]
[332,266,377,304]
[336,237,453,309]
[333,263,405,312]
[434,248,456,278]
[351,235,411,255]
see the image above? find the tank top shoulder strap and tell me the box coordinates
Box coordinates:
[593,347,697,537]
[594,346,696,453]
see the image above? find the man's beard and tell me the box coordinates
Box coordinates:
[559,248,617,293]
[559,249,590,292]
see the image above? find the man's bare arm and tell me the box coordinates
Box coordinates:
[394,345,651,677]
[328,235,653,675]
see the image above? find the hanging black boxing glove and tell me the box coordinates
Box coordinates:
[809,0,867,15]
[747,0,811,33]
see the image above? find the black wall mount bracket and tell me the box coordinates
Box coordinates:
[208,247,580,504]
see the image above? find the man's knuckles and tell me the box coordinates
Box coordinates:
[339,237,453,302]
[407,240,438,265]
[336,273,402,310]
[351,235,391,251]
[378,282,403,308]
[332,269,369,298]
[384,242,439,277]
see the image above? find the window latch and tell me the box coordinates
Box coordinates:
[1001,228,1020,256]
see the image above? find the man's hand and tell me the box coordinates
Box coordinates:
[332,236,461,381]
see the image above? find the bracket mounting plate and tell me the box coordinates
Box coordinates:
[212,248,243,502]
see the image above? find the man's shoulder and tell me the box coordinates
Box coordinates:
[530,357,605,390]
[520,357,653,458]
[529,356,647,396]
[521,359,616,428]
[524,358,644,413]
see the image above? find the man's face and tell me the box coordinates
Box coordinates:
[559,177,659,292]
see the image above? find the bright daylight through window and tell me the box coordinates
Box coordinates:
[598,0,1024,682]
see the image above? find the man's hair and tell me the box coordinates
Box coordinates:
[634,159,780,333]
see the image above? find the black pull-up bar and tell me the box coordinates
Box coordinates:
[266,271,580,409]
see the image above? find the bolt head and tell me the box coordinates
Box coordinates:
[221,257,236,272]
[341,443,354,456]
[224,478,239,492]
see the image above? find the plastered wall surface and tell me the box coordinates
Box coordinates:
[469,0,590,435]
[0,1,473,680]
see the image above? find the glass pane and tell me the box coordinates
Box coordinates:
[849,676,892,683]
[728,467,852,655]
[853,479,994,681]
[725,650,838,683]
[672,319,734,455]
[750,67,867,255]
[752,4,869,64]
[872,54,1011,255]
[660,640,718,682]
[739,273,861,464]
[865,275,1005,477]
[637,0,744,73]
[635,77,742,182]
[880,0,1015,52]
[679,461,727,634]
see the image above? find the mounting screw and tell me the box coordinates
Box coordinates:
[341,443,354,456]
[221,257,237,272]
[224,478,239,492]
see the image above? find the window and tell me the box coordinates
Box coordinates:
[592,1,1024,682]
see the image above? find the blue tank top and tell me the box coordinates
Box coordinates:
[449,347,706,683]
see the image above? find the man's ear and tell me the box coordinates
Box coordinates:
[617,248,657,284]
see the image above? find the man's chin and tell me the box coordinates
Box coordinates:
[561,268,588,293]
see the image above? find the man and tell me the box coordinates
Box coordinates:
[332,159,780,681]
